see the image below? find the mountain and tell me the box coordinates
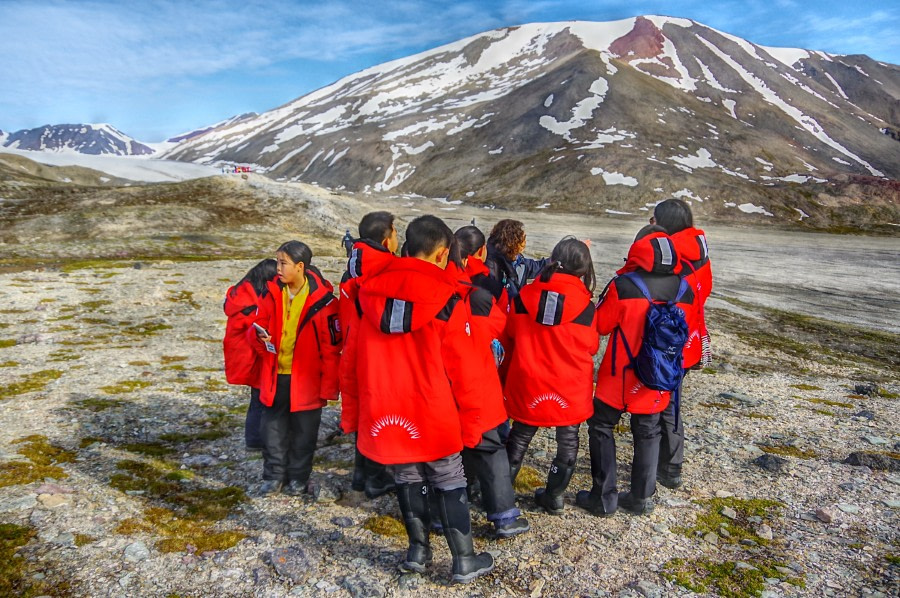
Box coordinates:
[166,113,258,144]
[162,16,900,228]
[2,123,154,156]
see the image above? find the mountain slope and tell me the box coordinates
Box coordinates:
[162,17,900,228]
[3,123,154,156]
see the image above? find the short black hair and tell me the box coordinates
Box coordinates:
[276,240,312,268]
[653,199,694,234]
[405,215,453,258]
[540,236,596,293]
[454,225,486,258]
[634,224,667,241]
[358,211,395,243]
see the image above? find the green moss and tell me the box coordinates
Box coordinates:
[73,533,95,547]
[79,436,104,448]
[0,435,75,487]
[363,515,406,538]
[848,542,864,550]
[121,321,174,336]
[122,442,176,457]
[746,412,773,420]
[0,339,16,348]
[129,360,151,366]
[0,523,39,597]
[76,397,125,411]
[0,369,63,399]
[673,497,782,545]
[0,360,19,368]
[663,557,804,597]
[761,444,817,459]
[48,350,81,362]
[182,378,227,393]
[887,554,900,566]
[161,355,188,364]
[168,290,200,309]
[513,465,545,494]
[790,384,822,391]
[80,300,112,309]
[701,367,717,374]
[700,401,734,410]
[804,397,854,408]
[100,379,151,394]
[877,388,899,399]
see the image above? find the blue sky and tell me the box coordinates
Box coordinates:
[1,0,897,142]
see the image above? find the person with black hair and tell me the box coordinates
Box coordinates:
[223,258,278,450]
[502,237,599,515]
[576,228,696,517]
[484,219,549,303]
[250,241,341,496]
[651,199,713,490]
[347,215,495,583]
[338,211,399,499]
[341,229,354,257]
[447,226,529,539]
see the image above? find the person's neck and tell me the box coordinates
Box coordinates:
[287,276,307,296]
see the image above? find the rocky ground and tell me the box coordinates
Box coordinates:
[0,175,898,597]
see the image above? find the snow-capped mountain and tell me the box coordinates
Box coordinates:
[2,124,154,156]
[166,113,258,144]
[163,16,899,222]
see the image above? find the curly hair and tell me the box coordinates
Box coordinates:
[487,219,526,261]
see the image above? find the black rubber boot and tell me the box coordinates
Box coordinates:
[396,483,432,573]
[534,460,575,515]
[350,446,366,492]
[618,491,655,516]
[363,458,395,499]
[436,487,495,584]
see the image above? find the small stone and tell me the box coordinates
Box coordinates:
[530,578,546,597]
[740,539,758,547]
[123,542,150,562]
[133,262,143,270]
[341,574,386,598]
[853,411,876,421]
[838,482,856,491]
[720,506,738,520]
[629,580,662,598]
[854,383,877,396]
[37,494,68,508]
[837,503,859,514]
[888,475,900,485]
[753,454,787,473]
[747,516,763,524]
[755,524,774,540]
[760,591,780,598]
[331,516,353,528]
[183,454,217,468]
[719,527,731,538]
[735,561,758,571]
[0,495,38,512]
[702,532,718,545]
[652,524,669,534]
[743,445,765,456]
[882,500,900,509]
[719,391,761,406]
[775,566,795,576]
[664,498,691,508]
[715,490,734,498]
[269,546,320,583]
[816,507,836,523]
[863,436,889,446]
[51,532,75,546]
[844,452,900,472]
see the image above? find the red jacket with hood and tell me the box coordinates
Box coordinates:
[351,257,480,464]
[594,233,697,414]
[223,281,271,387]
[670,227,712,368]
[447,262,509,447]
[338,239,395,433]
[252,268,341,412]
[502,272,599,427]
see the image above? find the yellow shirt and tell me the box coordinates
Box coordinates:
[277,280,309,374]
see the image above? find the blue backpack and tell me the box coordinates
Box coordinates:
[613,272,689,393]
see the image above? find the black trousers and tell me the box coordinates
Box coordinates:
[506,420,580,469]
[245,387,264,449]
[586,399,661,512]
[462,425,519,521]
[658,371,687,478]
[260,375,322,482]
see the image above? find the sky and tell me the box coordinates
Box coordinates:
[1,0,897,142]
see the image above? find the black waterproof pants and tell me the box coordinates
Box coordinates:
[506,421,580,470]
[260,375,322,482]
[657,371,687,479]
[462,425,519,521]
[245,387,264,449]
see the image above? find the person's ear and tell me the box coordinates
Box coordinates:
[437,247,450,269]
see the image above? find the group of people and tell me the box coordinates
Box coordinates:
[222,199,712,584]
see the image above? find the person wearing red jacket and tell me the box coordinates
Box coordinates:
[351,215,494,584]
[448,226,529,539]
[251,241,341,497]
[576,227,696,517]
[338,211,399,499]
[503,237,600,515]
[223,258,277,450]
[652,199,713,490]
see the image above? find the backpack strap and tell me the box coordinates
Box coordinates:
[621,272,653,303]
[674,277,689,304]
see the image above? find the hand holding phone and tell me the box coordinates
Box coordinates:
[252,323,276,354]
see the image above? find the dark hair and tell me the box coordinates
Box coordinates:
[276,240,312,268]
[454,225,486,259]
[539,236,596,293]
[653,199,693,234]
[634,224,668,242]
[405,215,453,258]
[447,237,464,270]
[488,219,526,261]
[358,211,395,243]
[231,258,276,298]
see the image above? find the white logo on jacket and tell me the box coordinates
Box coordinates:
[370,414,421,439]
[527,392,569,409]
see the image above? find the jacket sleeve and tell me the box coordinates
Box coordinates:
[520,256,550,284]
[595,280,622,336]
[315,298,342,401]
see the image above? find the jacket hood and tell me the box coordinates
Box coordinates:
[359,257,459,333]
[464,256,490,279]
[348,239,394,279]
[223,282,261,317]
[617,233,682,276]
[516,272,593,326]
[670,227,709,262]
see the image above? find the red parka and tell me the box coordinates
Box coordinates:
[502,272,599,427]
[338,239,395,433]
[594,233,697,414]
[352,257,480,465]
[670,227,712,368]
[223,281,271,387]
[448,262,509,447]
[252,268,341,412]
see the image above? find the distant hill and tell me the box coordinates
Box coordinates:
[0,152,134,187]
[163,16,900,229]
[2,123,154,156]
